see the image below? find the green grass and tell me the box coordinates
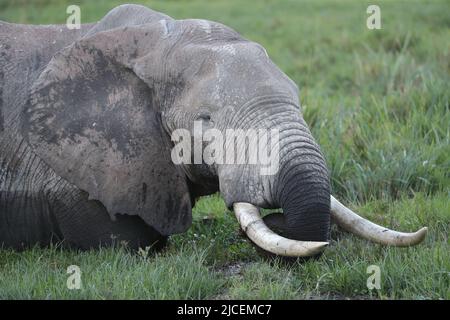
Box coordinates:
[0,0,449,299]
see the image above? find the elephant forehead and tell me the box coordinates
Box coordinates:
[179,18,242,40]
[184,40,267,61]
[176,43,297,107]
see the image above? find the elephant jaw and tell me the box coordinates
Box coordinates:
[233,197,427,258]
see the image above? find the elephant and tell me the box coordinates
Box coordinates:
[0,4,427,256]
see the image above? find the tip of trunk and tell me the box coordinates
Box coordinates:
[279,192,331,242]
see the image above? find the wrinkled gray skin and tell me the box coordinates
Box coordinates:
[0,5,330,250]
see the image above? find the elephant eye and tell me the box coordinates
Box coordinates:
[196,112,212,122]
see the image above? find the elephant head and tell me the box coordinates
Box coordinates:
[22,5,427,257]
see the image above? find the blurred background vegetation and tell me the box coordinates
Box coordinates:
[0,0,448,299]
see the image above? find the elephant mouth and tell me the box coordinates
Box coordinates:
[233,196,428,257]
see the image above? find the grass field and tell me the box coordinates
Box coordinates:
[0,0,449,299]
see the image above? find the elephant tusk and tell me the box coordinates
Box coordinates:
[233,203,329,257]
[330,195,428,246]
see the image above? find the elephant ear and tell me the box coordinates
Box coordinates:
[22,27,191,235]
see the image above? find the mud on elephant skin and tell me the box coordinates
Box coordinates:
[0,4,427,255]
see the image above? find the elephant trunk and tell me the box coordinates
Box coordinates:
[271,116,331,242]
[275,164,330,242]
[221,104,331,256]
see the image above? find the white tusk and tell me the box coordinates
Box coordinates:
[233,202,329,257]
[330,195,427,246]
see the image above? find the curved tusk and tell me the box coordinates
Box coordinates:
[233,202,328,257]
[330,195,427,246]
